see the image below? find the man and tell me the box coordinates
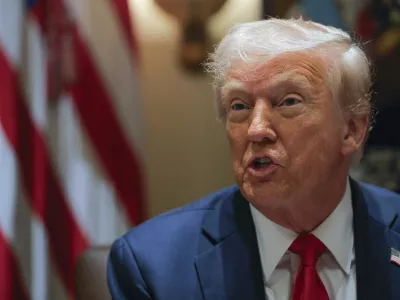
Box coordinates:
[107,17,400,300]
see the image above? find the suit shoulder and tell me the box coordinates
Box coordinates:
[359,182,400,202]
[358,181,400,216]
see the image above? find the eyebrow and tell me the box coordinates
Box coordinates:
[221,81,246,95]
[220,81,248,106]
[220,71,315,107]
[268,72,313,91]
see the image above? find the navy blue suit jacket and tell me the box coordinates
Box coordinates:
[107,179,400,299]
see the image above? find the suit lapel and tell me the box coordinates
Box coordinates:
[351,179,400,300]
[194,189,265,300]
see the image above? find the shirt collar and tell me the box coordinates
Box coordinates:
[312,177,354,275]
[250,178,354,282]
[250,204,297,282]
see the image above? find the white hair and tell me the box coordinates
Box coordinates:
[204,17,374,163]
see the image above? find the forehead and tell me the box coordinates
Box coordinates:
[222,52,328,95]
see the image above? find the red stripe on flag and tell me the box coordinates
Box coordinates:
[108,0,139,57]
[0,230,30,300]
[29,0,46,33]
[31,0,139,57]
[30,3,145,225]
[70,28,145,225]
[0,46,88,299]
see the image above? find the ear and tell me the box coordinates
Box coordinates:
[341,115,369,157]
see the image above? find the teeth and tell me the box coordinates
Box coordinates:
[256,157,272,163]
[253,157,272,169]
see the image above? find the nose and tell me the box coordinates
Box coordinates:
[247,101,277,143]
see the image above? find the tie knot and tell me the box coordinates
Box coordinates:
[289,234,326,266]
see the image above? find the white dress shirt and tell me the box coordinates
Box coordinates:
[250,179,356,300]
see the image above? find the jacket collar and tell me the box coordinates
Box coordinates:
[195,188,266,300]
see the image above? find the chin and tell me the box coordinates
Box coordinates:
[240,180,284,208]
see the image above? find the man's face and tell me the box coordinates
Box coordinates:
[223,52,351,217]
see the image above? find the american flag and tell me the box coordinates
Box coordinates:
[390,248,400,266]
[0,0,145,299]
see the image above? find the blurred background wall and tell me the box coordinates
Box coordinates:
[128,0,261,217]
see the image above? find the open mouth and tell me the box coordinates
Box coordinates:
[252,157,273,169]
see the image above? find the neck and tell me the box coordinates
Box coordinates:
[259,173,349,234]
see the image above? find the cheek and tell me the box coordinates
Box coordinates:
[227,126,248,177]
[227,125,248,157]
[284,115,343,172]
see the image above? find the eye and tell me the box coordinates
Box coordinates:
[279,97,301,107]
[231,102,249,111]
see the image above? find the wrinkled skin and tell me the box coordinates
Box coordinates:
[221,52,368,233]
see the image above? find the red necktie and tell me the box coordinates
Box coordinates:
[289,234,329,300]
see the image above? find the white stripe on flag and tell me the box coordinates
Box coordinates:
[0,125,70,300]
[24,18,48,131]
[0,125,20,248]
[47,93,130,245]
[0,0,23,65]
[64,0,145,159]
